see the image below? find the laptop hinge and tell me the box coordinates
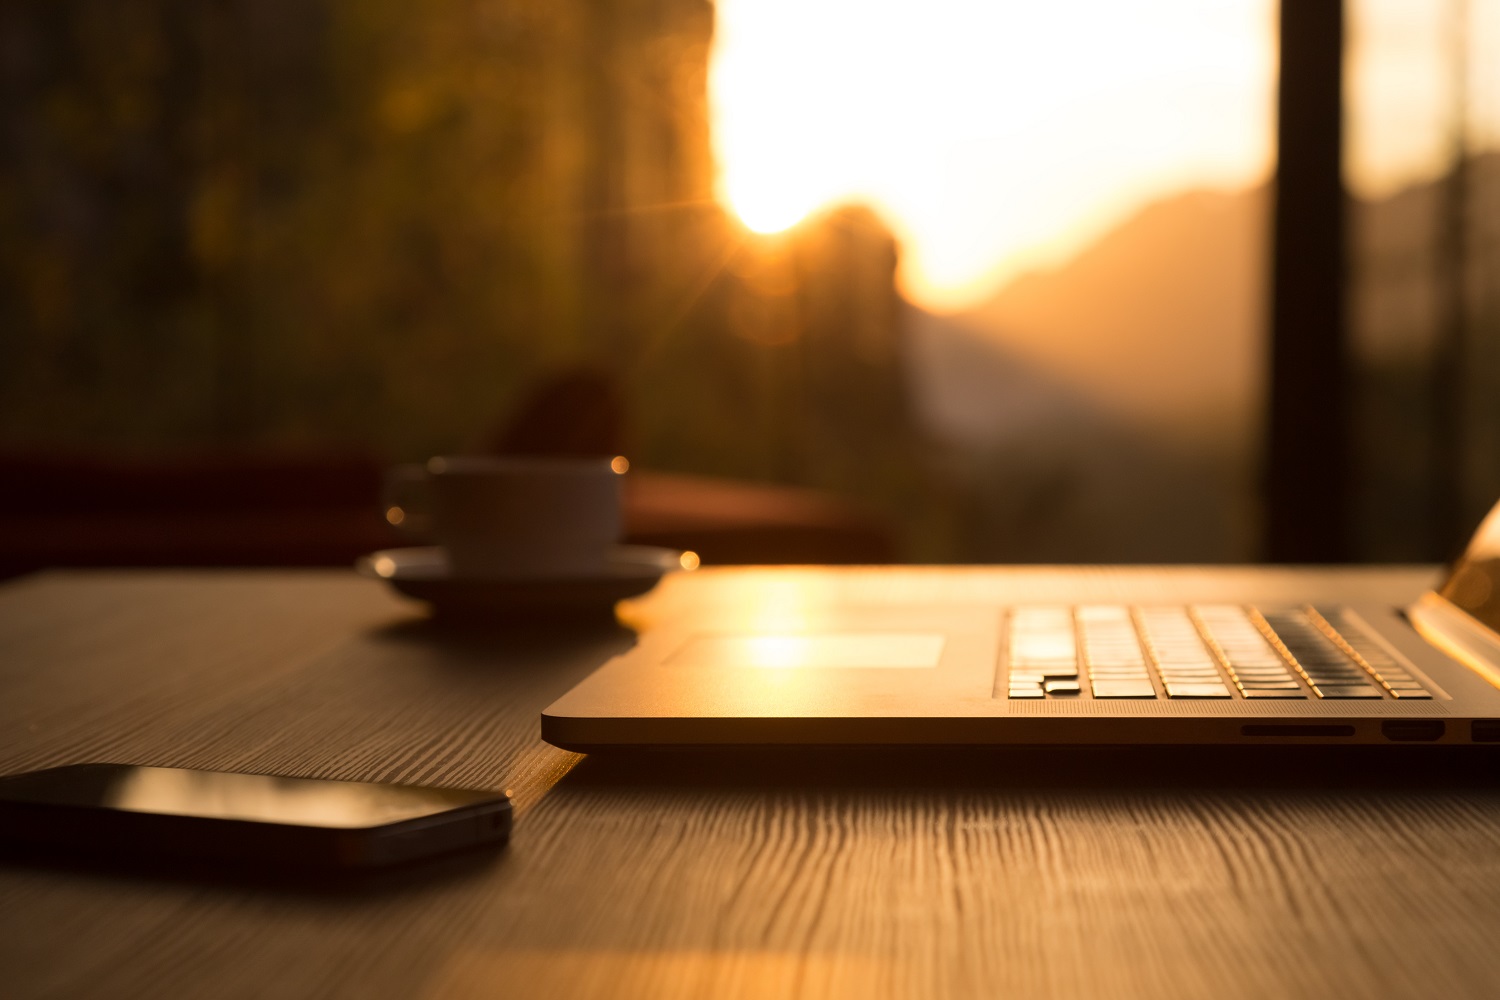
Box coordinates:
[1407,592,1500,692]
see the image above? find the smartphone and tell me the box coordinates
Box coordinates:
[0,763,511,870]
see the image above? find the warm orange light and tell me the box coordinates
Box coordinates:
[743,636,805,668]
[731,184,811,234]
[711,0,1278,311]
[679,551,701,571]
[385,506,406,526]
[610,456,630,475]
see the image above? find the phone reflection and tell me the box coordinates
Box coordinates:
[100,767,490,828]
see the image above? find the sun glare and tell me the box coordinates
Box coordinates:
[713,0,1500,309]
[730,179,811,234]
[711,0,1277,311]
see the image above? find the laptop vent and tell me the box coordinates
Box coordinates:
[1006,700,1449,717]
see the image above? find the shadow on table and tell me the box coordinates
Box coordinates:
[560,745,1500,793]
[0,838,510,899]
[369,611,635,644]
[362,613,636,680]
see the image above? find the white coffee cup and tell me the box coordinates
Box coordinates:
[387,456,625,578]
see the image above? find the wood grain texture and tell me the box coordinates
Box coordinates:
[5,566,1500,1000]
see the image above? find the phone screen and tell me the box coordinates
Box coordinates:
[0,764,501,829]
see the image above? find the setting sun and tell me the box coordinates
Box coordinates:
[710,0,1278,311]
[712,0,1500,312]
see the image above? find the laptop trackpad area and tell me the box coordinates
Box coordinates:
[541,607,1001,727]
[667,633,945,670]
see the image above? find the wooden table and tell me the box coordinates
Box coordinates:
[5,566,1500,999]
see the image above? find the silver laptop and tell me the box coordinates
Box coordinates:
[542,501,1500,749]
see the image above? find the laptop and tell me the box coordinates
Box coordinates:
[541,501,1500,749]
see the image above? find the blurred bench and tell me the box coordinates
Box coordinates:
[624,471,894,565]
[0,453,894,579]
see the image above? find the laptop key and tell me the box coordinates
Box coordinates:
[1091,681,1157,699]
[1390,688,1432,699]
[1242,689,1307,698]
[1165,683,1232,699]
[1044,679,1081,695]
[1007,687,1045,699]
[1311,684,1384,699]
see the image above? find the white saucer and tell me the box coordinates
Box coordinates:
[355,545,690,618]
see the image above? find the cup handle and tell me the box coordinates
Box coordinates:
[382,464,433,538]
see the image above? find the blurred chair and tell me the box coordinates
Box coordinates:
[0,375,894,578]
[0,452,401,579]
[488,367,896,565]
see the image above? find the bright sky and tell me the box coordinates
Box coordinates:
[710,0,1500,313]
[1348,0,1500,197]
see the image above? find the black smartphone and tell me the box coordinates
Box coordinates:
[0,763,511,870]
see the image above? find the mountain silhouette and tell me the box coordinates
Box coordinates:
[934,151,1499,450]
[903,152,1499,560]
[956,187,1267,451]
[905,306,1257,561]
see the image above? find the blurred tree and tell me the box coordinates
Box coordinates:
[0,0,935,551]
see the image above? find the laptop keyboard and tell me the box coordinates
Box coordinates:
[1005,606,1432,701]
